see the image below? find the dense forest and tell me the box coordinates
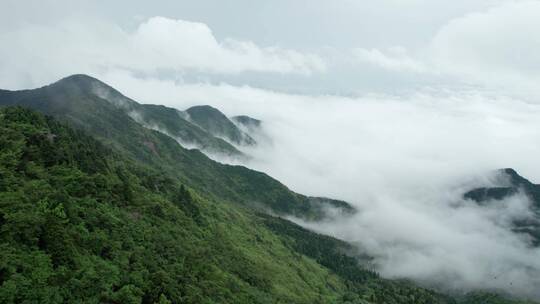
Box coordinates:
[1,77,537,303]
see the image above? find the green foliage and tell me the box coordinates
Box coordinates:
[0,107,349,303]
[460,292,538,304]
[0,74,353,220]
[262,214,377,283]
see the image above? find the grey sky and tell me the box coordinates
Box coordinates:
[4,0,533,95]
[4,0,503,48]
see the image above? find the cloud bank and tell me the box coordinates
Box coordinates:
[99,72,540,299]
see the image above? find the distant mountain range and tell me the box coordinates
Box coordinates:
[0,75,537,304]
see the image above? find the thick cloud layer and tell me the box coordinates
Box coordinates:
[101,73,540,298]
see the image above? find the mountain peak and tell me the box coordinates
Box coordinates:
[57,73,100,83]
[0,75,246,157]
[51,74,106,91]
[186,105,256,145]
[50,74,135,109]
[186,105,225,117]
[500,168,532,187]
[465,168,539,208]
[231,115,261,129]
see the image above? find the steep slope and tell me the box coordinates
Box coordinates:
[464,168,540,246]
[0,107,346,303]
[186,105,256,146]
[0,75,350,220]
[0,107,461,304]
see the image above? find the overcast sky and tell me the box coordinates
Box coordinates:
[3,0,540,298]
[3,0,540,96]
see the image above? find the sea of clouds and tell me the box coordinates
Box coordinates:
[3,0,540,298]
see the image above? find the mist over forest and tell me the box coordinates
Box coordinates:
[2,1,540,303]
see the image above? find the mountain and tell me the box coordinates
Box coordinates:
[231,115,263,139]
[0,107,362,303]
[0,75,537,304]
[0,75,243,157]
[464,168,540,246]
[0,74,350,220]
[464,169,540,207]
[129,104,243,157]
[1,105,461,304]
[232,115,262,129]
[186,105,256,146]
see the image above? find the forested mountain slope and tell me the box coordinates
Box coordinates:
[0,76,537,304]
[0,75,242,157]
[0,75,350,220]
[0,107,460,304]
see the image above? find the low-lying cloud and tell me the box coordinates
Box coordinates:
[102,72,540,299]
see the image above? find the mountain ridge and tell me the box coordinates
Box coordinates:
[0,96,458,304]
[0,74,255,157]
[0,74,353,220]
[1,75,537,304]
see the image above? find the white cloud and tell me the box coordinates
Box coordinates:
[429,1,540,94]
[129,17,326,75]
[353,46,428,73]
[334,1,540,97]
[2,1,539,98]
[97,71,540,298]
[0,16,325,89]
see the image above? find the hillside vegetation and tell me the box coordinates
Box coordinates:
[0,107,459,304]
[0,75,350,220]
